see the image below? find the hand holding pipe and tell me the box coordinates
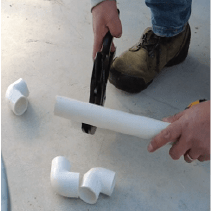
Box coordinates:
[54,96,170,139]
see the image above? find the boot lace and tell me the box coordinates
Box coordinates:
[141,31,161,57]
[139,30,162,72]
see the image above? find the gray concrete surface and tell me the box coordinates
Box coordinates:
[1,0,210,210]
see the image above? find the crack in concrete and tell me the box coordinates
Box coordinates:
[26,39,55,45]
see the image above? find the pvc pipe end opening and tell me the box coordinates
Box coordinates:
[14,96,28,115]
[79,187,97,204]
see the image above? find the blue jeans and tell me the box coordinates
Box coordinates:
[145,0,192,37]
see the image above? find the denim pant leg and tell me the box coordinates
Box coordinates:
[145,0,192,37]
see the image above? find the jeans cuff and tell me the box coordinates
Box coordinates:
[152,23,187,37]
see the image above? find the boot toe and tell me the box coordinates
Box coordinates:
[109,64,153,93]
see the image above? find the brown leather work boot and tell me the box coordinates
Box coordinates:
[109,23,191,93]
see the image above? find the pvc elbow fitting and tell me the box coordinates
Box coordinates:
[50,156,80,198]
[5,78,29,115]
[79,168,116,204]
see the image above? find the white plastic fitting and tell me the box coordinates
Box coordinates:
[5,78,29,115]
[79,168,116,204]
[54,96,170,139]
[50,156,80,198]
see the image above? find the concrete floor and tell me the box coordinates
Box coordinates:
[1,0,210,210]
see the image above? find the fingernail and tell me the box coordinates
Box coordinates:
[148,144,153,152]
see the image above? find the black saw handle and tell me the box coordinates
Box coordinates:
[102,31,113,56]
[81,32,114,135]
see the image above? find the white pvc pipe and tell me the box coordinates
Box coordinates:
[5,78,29,115]
[79,168,116,204]
[50,156,80,198]
[54,96,170,139]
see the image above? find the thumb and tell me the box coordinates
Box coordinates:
[163,110,185,123]
[107,17,122,38]
[148,121,182,152]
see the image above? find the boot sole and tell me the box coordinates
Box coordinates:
[109,24,191,93]
[109,69,153,93]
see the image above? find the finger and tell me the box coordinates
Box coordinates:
[184,152,193,163]
[184,149,201,163]
[107,17,122,38]
[198,154,210,162]
[169,137,189,160]
[148,121,182,152]
[111,41,116,52]
[163,110,185,123]
[93,26,108,59]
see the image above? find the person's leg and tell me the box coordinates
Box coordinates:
[145,0,192,37]
[109,1,192,93]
